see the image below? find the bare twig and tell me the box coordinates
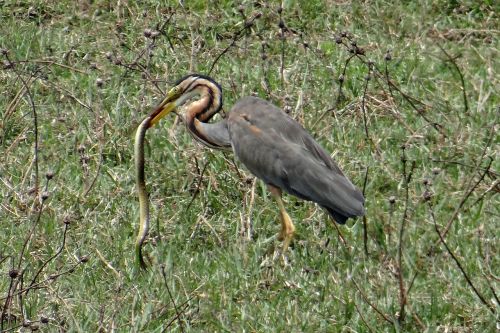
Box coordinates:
[437,44,469,115]
[279,4,285,88]
[6,58,87,73]
[83,88,106,197]
[406,301,426,330]
[16,178,50,271]
[30,59,87,74]
[3,77,34,129]
[82,146,104,197]
[477,223,500,307]
[161,265,184,333]
[384,51,396,102]
[163,303,190,332]
[40,78,94,113]
[427,200,495,314]
[26,223,69,294]
[331,219,347,247]
[155,7,178,52]
[362,167,369,255]
[336,53,355,108]
[361,67,371,140]
[185,158,210,212]
[259,38,272,99]
[4,53,40,196]
[208,13,261,75]
[397,146,416,323]
[17,271,25,324]
[354,301,375,333]
[108,38,165,95]
[346,43,446,136]
[352,278,394,324]
[431,159,498,178]
[0,262,84,302]
[439,124,496,240]
[161,289,201,332]
[464,179,499,213]
[1,270,21,331]
[383,71,445,136]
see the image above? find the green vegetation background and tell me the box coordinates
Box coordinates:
[1,1,498,331]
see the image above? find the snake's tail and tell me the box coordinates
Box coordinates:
[135,187,150,270]
[135,241,148,269]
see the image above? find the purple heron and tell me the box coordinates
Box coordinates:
[135,74,365,267]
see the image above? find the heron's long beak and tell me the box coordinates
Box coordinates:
[148,90,179,128]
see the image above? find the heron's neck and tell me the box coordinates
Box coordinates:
[184,87,212,125]
[181,87,221,147]
[183,85,220,125]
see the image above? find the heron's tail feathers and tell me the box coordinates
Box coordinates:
[322,198,365,225]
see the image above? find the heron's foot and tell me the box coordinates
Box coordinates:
[278,211,295,253]
[268,185,296,255]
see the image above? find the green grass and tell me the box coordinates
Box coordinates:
[1,0,498,332]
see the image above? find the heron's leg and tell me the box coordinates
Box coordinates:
[268,185,295,252]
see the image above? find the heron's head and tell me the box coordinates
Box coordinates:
[148,74,223,127]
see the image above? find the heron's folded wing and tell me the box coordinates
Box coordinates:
[228,112,364,221]
[231,96,343,173]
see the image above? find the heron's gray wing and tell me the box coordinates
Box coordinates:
[227,106,364,224]
[230,97,344,173]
